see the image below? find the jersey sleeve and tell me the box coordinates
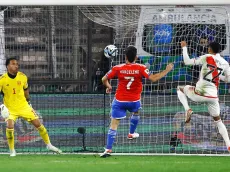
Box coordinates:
[182,47,207,65]
[224,65,230,75]
[23,76,29,90]
[140,65,150,78]
[193,55,207,65]
[221,64,230,82]
[106,66,117,79]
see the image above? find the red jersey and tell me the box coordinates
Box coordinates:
[106,63,150,101]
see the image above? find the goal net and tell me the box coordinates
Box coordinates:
[80,5,230,154]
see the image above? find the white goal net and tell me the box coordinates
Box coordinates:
[79,5,230,154]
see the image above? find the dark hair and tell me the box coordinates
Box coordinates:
[5,57,17,67]
[208,42,221,54]
[125,46,137,63]
[200,36,208,40]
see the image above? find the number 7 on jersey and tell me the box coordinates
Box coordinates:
[124,77,134,90]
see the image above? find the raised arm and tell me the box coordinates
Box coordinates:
[181,41,206,65]
[181,41,194,65]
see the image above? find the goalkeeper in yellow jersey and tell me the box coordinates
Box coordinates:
[0,57,62,156]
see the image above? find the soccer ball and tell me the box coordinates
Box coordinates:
[0,104,9,119]
[104,45,118,58]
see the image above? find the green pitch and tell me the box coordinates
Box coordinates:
[0,154,229,172]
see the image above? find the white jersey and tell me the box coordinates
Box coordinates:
[183,47,230,97]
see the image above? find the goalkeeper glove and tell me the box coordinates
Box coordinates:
[0,104,9,119]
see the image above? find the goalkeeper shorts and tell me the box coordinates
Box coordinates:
[6,105,39,122]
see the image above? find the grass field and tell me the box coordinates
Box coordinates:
[0,154,229,172]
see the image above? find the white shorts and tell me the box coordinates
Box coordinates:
[183,85,220,117]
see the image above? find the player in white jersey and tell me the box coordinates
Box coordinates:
[178,41,230,151]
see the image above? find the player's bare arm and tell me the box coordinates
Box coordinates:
[102,75,112,93]
[148,63,174,82]
[24,88,30,102]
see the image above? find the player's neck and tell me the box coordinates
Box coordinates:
[7,71,17,79]
[210,51,218,55]
[126,61,136,64]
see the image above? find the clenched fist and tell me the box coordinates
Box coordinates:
[181,41,187,48]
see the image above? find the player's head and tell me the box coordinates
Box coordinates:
[208,42,221,54]
[199,37,208,46]
[125,46,137,63]
[6,57,19,74]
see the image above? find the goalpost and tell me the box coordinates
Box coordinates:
[79,5,230,154]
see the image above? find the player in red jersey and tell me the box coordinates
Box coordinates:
[100,46,174,157]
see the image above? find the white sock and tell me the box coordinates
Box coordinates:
[215,119,230,148]
[177,90,190,111]
[47,143,52,147]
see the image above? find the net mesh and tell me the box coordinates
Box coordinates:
[78,6,140,28]
[81,6,230,154]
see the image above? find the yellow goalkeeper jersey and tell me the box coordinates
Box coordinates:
[0,72,29,111]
